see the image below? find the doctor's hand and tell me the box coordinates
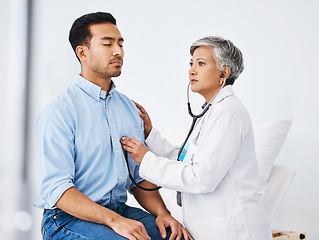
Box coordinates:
[121,137,148,164]
[133,101,153,139]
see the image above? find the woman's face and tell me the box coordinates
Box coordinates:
[189,46,223,102]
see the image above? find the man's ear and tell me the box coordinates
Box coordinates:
[76,45,87,61]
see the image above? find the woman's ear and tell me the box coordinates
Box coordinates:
[221,66,231,79]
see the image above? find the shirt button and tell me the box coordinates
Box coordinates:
[120,176,123,180]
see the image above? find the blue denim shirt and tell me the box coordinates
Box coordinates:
[34,75,144,209]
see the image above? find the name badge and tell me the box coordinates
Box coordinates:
[179,141,198,163]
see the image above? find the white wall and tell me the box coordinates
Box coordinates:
[0,0,10,176]
[2,0,319,239]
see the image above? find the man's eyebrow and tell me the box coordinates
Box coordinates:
[100,37,124,42]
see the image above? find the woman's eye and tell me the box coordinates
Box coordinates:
[103,44,111,46]
[199,61,205,66]
[189,62,193,67]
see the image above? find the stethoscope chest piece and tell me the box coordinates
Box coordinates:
[120,137,161,191]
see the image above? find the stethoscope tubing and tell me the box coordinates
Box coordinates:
[123,148,161,191]
[122,80,225,191]
[177,109,208,160]
[177,81,226,160]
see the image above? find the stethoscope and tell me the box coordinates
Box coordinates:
[121,79,226,191]
[177,79,226,160]
[121,147,161,191]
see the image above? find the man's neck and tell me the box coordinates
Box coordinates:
[80,72,112,94]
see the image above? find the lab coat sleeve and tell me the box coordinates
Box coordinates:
[145,128,179,159]
[139,110,244,194]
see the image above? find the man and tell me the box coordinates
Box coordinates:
[35,12,189,240]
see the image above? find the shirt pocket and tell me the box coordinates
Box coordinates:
[120,127,144,142]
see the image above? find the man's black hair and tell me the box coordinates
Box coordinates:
[69,12,117,61]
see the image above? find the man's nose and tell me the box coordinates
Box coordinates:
[113,45,123,56]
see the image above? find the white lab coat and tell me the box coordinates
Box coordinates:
[139,86,272,240]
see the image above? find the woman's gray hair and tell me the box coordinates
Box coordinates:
[190,36,244,85]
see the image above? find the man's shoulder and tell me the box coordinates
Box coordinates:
[114,89,130,100]
[37,84,78,123]
[44,85,74,108]
[114,90,136,108]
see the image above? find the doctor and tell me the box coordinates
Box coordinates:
[121,36,272,240]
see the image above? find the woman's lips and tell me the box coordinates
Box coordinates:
[190,79,198,83]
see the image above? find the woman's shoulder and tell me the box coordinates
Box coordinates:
[209,93,253,132]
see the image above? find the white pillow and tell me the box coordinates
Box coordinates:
[261,165,296,221]
[253,119,292,196]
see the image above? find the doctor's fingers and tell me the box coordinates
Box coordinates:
[121,144,134,154]
[133,101,152,123]
[121,137,141,148]
[138,111,151,124]
[133,101,146,114]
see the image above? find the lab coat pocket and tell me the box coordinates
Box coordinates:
[190,216,237,240]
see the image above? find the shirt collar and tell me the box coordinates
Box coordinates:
[74,75,116,101]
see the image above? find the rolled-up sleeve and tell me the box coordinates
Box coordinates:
[35,100,75,209]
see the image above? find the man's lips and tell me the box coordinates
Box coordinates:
[190,79,198,83]
[110,59,123,65]
[110,62,122,66]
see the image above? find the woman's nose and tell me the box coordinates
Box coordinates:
[189,67,196,76]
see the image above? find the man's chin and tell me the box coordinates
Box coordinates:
[101,68,122,79]
[110,69,122,78]
[112,71,121,78]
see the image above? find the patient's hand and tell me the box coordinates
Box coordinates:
[121,137,148,164]
[133,101,152,139]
